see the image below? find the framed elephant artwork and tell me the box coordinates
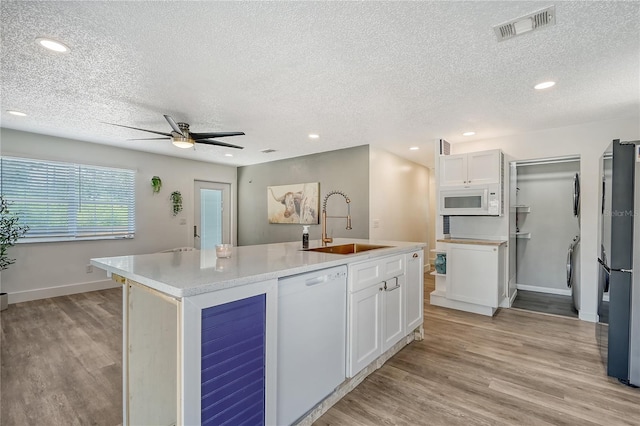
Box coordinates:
[267,183,319,224]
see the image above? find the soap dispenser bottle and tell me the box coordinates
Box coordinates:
[302,225,309,249]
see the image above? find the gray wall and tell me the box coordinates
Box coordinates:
[237,145,370,246]
[515,160,581,292]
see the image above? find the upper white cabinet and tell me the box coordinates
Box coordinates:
[440,149,502,187]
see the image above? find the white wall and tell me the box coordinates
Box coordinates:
[450,116,639,322]
[0,129,237,303]
[369,147,429,267]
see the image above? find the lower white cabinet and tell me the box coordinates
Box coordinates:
[348,283,383,376]
[405,250,424,332]
[381,275,405,351]
[446,243,503,307]
[347,254,410,377]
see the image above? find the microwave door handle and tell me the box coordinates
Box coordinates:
[483,189,488,209]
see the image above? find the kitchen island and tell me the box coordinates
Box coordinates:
[91,238,425,426]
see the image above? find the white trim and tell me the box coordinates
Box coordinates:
[579,310,598,323]
[516,284,571,296]
[7,279,118,304]
[429,290,497,316]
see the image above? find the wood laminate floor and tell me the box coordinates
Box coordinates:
[512,289,578,318]
[1,289,122,426]
[2,277,639,426]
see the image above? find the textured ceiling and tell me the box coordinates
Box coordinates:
[1,1,639,168]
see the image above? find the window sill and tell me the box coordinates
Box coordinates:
[18,235,135,244]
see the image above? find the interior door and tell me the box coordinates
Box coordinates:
[194,181,230,249]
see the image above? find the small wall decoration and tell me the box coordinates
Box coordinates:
[170,191,183,216]
[268,182,319,224]
[151,176,162,193]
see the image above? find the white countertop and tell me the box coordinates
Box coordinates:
[91,238,425,298]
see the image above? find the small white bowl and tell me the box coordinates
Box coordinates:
[215,244,232,258]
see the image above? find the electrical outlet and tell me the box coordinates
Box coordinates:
[86,264,93,274]
[179,218,187,225]
[372,219,380,228]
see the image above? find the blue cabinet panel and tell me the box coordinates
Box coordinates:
[201,294,266,426]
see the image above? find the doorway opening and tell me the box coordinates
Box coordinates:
[194,181,231,250]
[510,156,581,318]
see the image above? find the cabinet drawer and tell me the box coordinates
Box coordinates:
[349,255,404,293]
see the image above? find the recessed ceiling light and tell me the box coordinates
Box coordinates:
[409,146,419,151]
[308,134,320,139]
[462,131,476,136]
[35,37,70,53]
[224,153,233,157]
[534,81,555,90]
[7,110,27,117]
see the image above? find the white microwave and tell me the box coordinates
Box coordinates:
[439,184,502,216]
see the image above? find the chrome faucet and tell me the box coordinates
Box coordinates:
[321,190,352,246]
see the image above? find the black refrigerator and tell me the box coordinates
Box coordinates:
[597,139,640,387]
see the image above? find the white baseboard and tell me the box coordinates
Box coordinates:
[579,310,598,323]
[8,279,118,304]
[516,284,571,297]
[430,290,497,317]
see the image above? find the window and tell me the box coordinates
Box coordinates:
[1,156,136,242]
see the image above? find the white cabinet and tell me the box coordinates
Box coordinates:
[349,283,382,376]
[446,243,504,308]
[405,250,424,332]
[382,275,404,352]
[347,254,405,377]
[440,150,502,187]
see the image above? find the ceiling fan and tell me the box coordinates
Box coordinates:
[105,114,245,149]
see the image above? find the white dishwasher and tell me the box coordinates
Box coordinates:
[277,265,347,425]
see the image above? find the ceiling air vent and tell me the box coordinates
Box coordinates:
[493,6,556,42]
[261,149,277,154]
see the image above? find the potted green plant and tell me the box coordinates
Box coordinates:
[151,176,162,193]
[170,191,183,216]
[1,195,29,310]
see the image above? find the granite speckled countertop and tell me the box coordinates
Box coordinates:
[92,238,425,298]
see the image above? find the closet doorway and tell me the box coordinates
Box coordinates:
[511,156,581,318]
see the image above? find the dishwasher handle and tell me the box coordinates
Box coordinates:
[305,275,328,286]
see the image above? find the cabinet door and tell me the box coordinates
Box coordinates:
[439,154,468,186]
[447,244,499,307]
[348,284,383,377]
[467,150,501,185]
[405,251,424,332]
[382,276,405,352]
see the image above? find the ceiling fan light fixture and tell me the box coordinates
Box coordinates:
[35,37,70,53]
[172,138,194,149]
[534,81,556,90]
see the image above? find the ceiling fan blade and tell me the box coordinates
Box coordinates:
[163,115,184,136]
[190,131,245,139]
[196,139,244,149]
[103,122,172,137]
[127,137,171,140]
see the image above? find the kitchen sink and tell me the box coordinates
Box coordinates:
[304,243,393,255]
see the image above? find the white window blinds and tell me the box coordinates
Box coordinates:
[1,156,136,241]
